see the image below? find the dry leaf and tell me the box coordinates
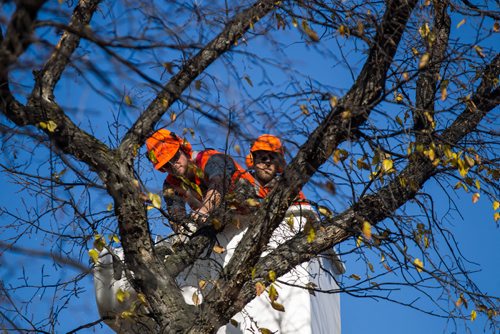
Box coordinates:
[255,282,266,296]
[419,53,430,69]
[472,192,480,204]
[456,18,466,29]
[362,221,372,240]
[413,258,424,272]
[213,245,225,254]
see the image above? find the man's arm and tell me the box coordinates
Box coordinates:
[193,154,236,221]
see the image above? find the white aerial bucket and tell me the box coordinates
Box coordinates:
[93,204,344,333]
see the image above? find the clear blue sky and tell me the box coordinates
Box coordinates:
[0,1,498,333]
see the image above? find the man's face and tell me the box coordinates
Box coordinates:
[160,150,189,176]
[253,151,279,184]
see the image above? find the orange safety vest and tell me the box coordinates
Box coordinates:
[256,182,308,204]
[166,149,257,203]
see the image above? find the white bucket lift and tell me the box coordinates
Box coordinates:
[94,204,344,333]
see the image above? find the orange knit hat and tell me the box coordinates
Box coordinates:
[146,129,192,170]
[246,134,284,169]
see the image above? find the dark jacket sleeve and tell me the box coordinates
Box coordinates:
[162,176,187,225]
[203,154,237,186]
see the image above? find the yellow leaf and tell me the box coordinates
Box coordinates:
[472,193,480,204]
[120,311,134,319]
[192,291,201,306]
[412,47,419,56]
[116,288,130,303]
[456,294,467,308]
[493,201,499,211]
[441,86,447,101]
[292,17,298,28]
[318,206,333,218]
[329,96,338,108]
[45,120,57,132]
[494,212,500,222]
[148,193,161,209]
[474,45,485,58]
[333,149,348,164]
[271,301,285,312]
[234,144,241,155]
[424,148,436,161]
[338,25,348,37]
[106,203,113,211]
[458,161,469,178]
[362,221,372,240]
[395,93,404,103]
[356,236,363,247]
[300,104,310,116]
[198,280,207,290]
[475,179,480,190]
[349,274,361,280]
[382,159,394,173]
[111,235,120,243]
[268,284,279,301]
[191,182,203,198]
[470,310,477,321]
[137,293,147,305]
[357,20,364,36]
[268,271,277,282]
[413,258,424,272]
[259,328,272,334]
[340,110,351,120]
[419,22,430,38]
[464,155,475,168]
[456,18,466,29]
[255,282,266,296]
[170,112,177,122]
[402,72,410,81]
[213,245,225,254]
[419,53,430,69]
[307,226,316,243]
[88,249,99,264]
[124,95,132,106]
[245,198,261,208]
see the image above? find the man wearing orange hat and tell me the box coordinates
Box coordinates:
[146,129,256,231]
[246,134,306,201]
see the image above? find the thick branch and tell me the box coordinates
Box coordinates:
[32,0,101,102]
[226,53,500,319]
[0,0,47,71]
[414,0,450,144]
[195,0,419,330]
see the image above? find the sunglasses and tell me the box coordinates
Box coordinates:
[253,152,280,164]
